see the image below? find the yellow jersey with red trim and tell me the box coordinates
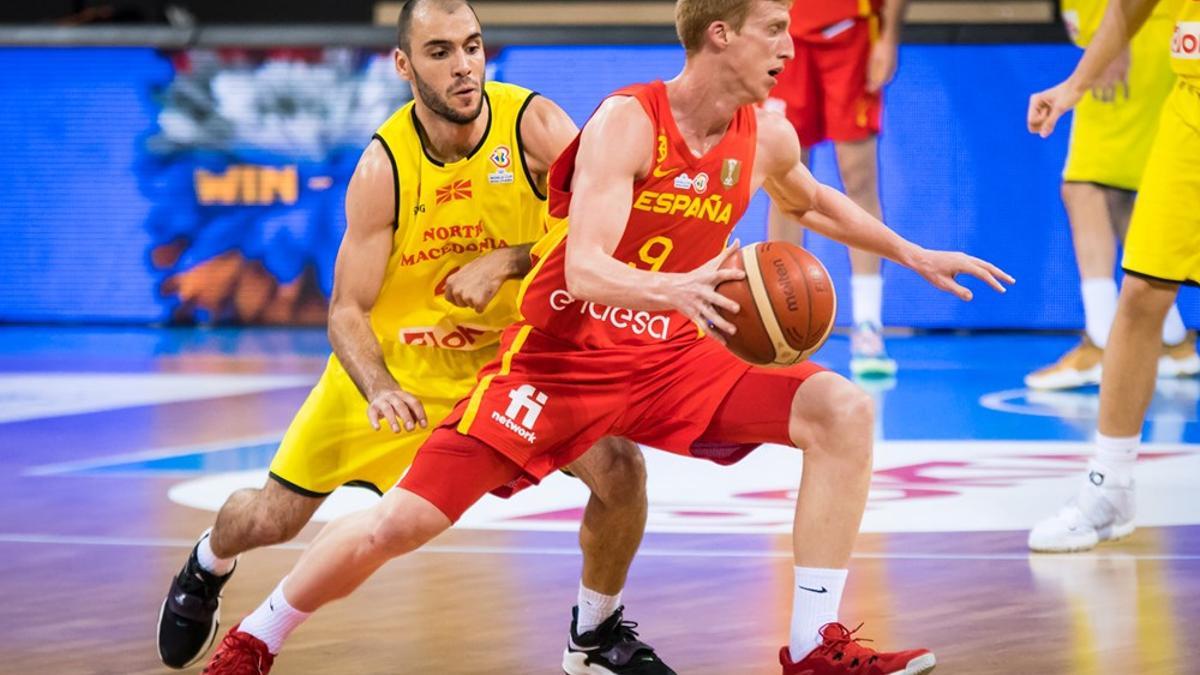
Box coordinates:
[1171,0,1200,85]
[370,81,548,353]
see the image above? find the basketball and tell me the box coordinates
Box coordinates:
[714,241,837,367]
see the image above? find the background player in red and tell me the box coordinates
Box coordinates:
[764,0,908,377]
[205,2,1011,674]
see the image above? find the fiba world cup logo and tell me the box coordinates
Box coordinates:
[490,145,512,169]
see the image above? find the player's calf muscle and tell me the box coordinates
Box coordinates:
[212,486,320,555]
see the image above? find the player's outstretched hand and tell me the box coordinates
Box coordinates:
[1028,80,1085,138]
[366,386,428,433]
[669,241,746,341]
[443,248,514,312]
[910,249,1014,301]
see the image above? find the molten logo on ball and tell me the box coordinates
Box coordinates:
[771,257,800,312]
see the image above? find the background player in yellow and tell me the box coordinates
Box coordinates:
[1027,0,1200,552]
[1025,0,1198,390]
[156,1,658,670]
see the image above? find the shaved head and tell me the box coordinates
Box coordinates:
[397,0,479,53]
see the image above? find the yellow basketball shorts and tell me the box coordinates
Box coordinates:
[269,344,497,496]
[1063,16,1175,190]
[1122,81,1200,287]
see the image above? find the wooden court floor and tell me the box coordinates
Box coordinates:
[1,328,1198,674]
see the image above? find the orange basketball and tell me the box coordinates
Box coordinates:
[714,241,837,367]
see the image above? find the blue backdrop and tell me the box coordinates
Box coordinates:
[0,44,1195,328]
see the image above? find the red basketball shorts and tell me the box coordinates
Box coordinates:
[767,17,882,147]
[399,324,827,522]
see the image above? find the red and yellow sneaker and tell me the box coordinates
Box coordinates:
[202,623,275,675]
[780,623,935,675]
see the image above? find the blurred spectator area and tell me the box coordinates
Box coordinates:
[374,1,1056,26]
[3,1,1054,27]
[0,0,1064,45]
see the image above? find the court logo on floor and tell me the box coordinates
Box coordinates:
[150,439,1200,535]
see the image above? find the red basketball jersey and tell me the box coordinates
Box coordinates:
[517,80,757,349]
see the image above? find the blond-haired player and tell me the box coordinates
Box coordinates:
[1027,0,1200,551]
[156,1,657,670]
[1025,0,1197,390]
[203,1,1014,673]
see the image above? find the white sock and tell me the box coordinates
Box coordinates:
[1081,278,1118,348]
[196,528,236,576]
[1093,431,1139,487]
[850,274,883,327]
[1162,304,1187,346]
[239,579,312,654]
[576,583,622,635]
[788,566,848,661]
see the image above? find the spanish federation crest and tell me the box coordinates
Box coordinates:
[720,159,741,188]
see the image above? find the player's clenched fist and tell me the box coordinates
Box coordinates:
[1028,80,1085,138]
[366,387,428,432]
[444,247,516,312]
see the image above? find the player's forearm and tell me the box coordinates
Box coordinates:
[879,0,908,43]
[564,247,683,312]
[501,243,535,279]
[806,184,920,265]
[327,305,397,400]
[1069,0,1158,90]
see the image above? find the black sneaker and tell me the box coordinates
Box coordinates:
[562,605,676,674]
[156,541,235,668]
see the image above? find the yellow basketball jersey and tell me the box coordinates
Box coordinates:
[1171,0,1200,86]
[1061,0,1105,47]
[1061,0,1178,47]
[370,81,548,354]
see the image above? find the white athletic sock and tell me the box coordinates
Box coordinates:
[239,579,312,654]
[196,528,236,576]
[1093,431,1139,487]
[788,566,848,661]
[1081,278,1118,348]
[1162,304,1187,346]
[850,274,883,328]
[576,583,622,635]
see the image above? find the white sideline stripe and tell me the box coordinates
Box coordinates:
[25,433,284,476]
[1,533,1197,561]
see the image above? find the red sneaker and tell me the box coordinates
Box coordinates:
[202,623,275,675]
[780,623,935,675]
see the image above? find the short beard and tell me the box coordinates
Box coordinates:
[411,65,484,125]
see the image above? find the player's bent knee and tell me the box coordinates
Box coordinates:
[1119,275,1179,317]
[796,378,874,448]
[1121,273,1172,297]
[570,438,647,505]
[840,169,875,201]
[366,489,450,557]
[837,387,874,434]
[597,439,647,497]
